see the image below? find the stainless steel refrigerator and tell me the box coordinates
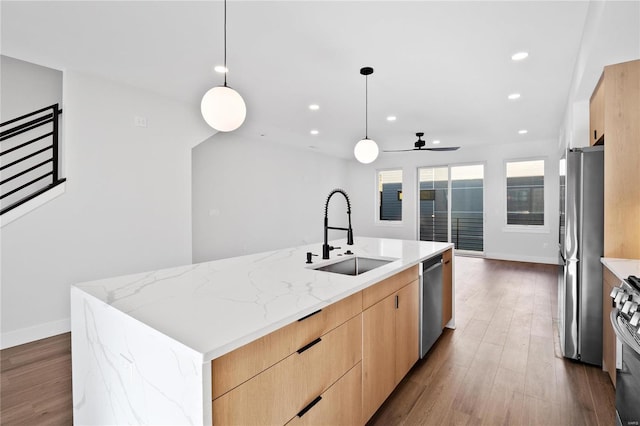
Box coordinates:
[558,146,604,366]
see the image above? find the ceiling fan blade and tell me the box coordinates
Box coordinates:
[421,147,460,151]
[383,146,461,153]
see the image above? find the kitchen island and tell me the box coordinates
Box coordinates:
[71,237,454,425]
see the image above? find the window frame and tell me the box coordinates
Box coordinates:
[503,157,549,233]
[375,168,404,225]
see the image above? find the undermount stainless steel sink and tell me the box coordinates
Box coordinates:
[312,257,394,276]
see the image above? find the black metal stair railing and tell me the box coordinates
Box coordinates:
[0,104,66,215]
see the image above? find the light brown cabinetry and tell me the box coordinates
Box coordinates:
[394,280,420,382]
[285,363,362,426]
[212,291,362,399]
[362,266,419,422]
[442,248,453,328]
[592,59,640,259]
[211,292,363,425]
[589,74,605,145]
[602,265,619,387]
[211,262,438,425]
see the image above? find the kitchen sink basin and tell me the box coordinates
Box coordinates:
[312,257,394,276]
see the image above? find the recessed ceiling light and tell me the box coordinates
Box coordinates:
[309,104,320,111]
[508,93,521,100]
[511,52,529,61]
[310,129,319,135]
[432,140,441,144]
[386,116,397,122]
[518,129,528,135]
[214,65,228,73]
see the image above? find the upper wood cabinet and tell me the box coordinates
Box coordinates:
[593,59,640,259]
[589,74,605,146]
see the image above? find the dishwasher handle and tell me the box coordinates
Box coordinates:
[424,261,443,274]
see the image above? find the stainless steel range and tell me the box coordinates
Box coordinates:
[610,275,640,426]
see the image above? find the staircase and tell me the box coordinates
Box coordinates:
[0,104,66,225]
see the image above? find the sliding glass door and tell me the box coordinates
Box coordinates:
[419,164,484,253]
[418,167,449,244]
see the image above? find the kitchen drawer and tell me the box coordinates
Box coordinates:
[285,362,362,426]
[212,291,362,399]
[363,265,419,309]
[212,314,362,426]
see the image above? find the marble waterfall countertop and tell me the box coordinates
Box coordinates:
[601,257,640,282]
[72,237,453,362]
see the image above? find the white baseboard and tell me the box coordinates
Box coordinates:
[484,252,559,265]
[1,318,70,349]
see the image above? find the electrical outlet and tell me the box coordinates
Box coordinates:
[134,116,147,128]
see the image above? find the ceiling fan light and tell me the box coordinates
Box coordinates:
[201,85,247,132]
[354,138,379,164]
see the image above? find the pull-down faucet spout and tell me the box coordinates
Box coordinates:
[323,189,354,259]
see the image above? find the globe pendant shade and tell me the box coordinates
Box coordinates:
[354,138,379,164]
[201,86,247,132]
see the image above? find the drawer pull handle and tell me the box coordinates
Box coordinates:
[298,309,322,322]
[297,337,322,354]
[444,260,451,265]
[297,396,322,418]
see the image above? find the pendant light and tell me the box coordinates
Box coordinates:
[354,67,379,164]
[201,0,246,132]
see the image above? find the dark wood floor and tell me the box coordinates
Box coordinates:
[369,256,616,426]
[1,332,72,425]
[0,256,615,425]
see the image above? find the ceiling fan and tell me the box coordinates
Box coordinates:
[384,132,460,152]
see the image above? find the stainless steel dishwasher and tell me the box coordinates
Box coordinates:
[420,254,443,358]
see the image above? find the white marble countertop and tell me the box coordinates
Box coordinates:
[601,257,640,282]
[73,237,452,362]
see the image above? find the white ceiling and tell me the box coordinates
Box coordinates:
[1,1,590,159]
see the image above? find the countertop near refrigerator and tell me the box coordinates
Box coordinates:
[601,257,640,281]
[70,237,453,425]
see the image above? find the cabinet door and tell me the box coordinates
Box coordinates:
[362,294,396,422]
[590,75,605,145]
[395,279,419,384]
[442,249,453,328]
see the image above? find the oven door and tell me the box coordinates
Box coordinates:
[611,311,640,425]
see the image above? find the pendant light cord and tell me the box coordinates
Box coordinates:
[365,74,368,139]
[223,0,227,87]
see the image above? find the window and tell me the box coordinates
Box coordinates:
[506,159,545,226]
[378,169,402,221]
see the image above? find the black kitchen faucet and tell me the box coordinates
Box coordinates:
[323,189,354,259]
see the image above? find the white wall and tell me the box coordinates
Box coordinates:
[0,70,211,348]
[192,135,349,262]
[0,55,63,121]
[347,139,560,264]
[559,0,640,152]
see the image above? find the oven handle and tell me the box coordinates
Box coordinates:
[610,309,640,360]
